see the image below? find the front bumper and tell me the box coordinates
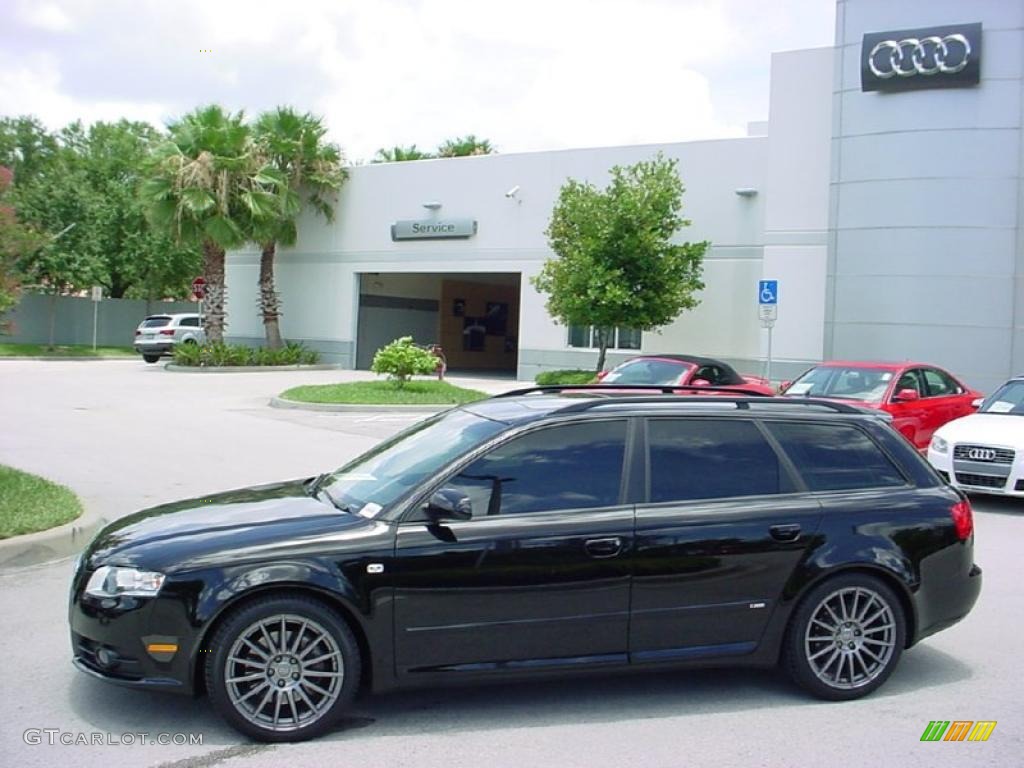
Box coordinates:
[69,583,196,694]
[928,447,1024,498]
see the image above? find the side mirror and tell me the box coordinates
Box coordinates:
[691,378,711,387]
[778,380,791,393]
[894,388,920,402]
[595,370,608,381]
[425,488,472,522]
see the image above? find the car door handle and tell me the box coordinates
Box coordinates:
[769,524,802,542]
[584,537,623,559]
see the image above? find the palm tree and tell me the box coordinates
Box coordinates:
[436,135,495,158]
[251,108,345,348]
[371,144,434,163]
[142,105,281,343]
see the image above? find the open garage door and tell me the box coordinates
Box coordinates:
[356,273,520,374]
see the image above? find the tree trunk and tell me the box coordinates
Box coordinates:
[258,240,283,350]
[596,338,608,373]
[47,292,57,350]
[201,239,226,344]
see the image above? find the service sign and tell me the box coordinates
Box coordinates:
[391,218,477,241]
[861,23,982,92]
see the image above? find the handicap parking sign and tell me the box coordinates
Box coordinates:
[758,280,778,305]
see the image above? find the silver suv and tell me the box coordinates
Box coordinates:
[133,313,205,363]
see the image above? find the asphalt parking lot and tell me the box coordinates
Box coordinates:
[0,360,1020,768]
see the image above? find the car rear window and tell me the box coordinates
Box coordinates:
[765,421,907,492]
[647,418,785,502]
[141,316,172,328]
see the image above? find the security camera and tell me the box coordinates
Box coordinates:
[505,185,520,198]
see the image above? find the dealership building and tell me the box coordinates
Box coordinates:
[225,0,1024,392]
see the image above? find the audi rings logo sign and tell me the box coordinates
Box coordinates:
[861,23,982,92]
[967,448,996,462]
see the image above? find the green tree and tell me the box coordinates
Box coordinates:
[0,116,60,184]
[371,144,434,163]
[251,108,345,348]
[0,166,48,332]
[436,135,495,158]
[532,153,708,372]
[142,105,282,343]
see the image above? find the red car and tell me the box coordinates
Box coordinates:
[596,355,775,395]
[780,361,983,450]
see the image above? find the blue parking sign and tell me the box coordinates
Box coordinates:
[758,280,778,305]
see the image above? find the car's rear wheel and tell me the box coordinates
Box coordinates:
[784,573,905,700]
[205,595,361,742]
[142,354,160,363]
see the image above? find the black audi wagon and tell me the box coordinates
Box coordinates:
[69,387,981,741]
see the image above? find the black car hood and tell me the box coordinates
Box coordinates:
[85,478,373,571]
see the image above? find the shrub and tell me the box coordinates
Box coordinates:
[535,369,597,386]
[371,337,439,387]
[172,341,320,367]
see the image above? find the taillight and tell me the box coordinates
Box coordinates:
[951,498,973,541]
[159,329,175,336]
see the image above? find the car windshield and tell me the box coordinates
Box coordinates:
[141,316,172,328]
[322,408,506,515]
[601,359,693,385]
[979,380,1024,415]
[783,366,894,402]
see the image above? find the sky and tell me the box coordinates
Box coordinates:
[0,0,836,162]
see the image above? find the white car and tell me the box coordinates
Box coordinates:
[928,375,1024,498]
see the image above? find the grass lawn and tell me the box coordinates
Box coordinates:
[0,465,83,539]
[280,379,488,405]
[0,343,135,357]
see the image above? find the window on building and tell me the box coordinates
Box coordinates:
[567,325,641,350]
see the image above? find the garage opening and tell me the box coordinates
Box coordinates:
[356,273,521,375]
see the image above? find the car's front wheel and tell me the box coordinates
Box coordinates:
[142,354,160,363]
[205,595,361,742]
[784,573,905,700]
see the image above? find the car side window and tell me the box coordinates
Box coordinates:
[647,418,787,503]
[764,422,907,492]
[893,369,923,399]
[443,420,627,517]
[922,368,959,397]
[179,317,199,327]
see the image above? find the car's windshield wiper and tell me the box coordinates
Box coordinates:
[308,473,355,514]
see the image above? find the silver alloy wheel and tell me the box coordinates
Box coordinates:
[804,586,896,690]
[224,613,344,732]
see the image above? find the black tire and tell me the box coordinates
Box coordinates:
[205,595,362,742]
[183,338,198,346]
[142,354,161,364]
[783,573,905,701]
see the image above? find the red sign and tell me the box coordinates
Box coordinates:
[191,277,206,300]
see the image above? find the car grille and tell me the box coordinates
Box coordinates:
[955,473,1007,489]
[953,445,1015,464]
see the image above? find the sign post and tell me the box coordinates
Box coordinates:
[191,277,206,329]
[758,280,778,384]
[90,286,103,350]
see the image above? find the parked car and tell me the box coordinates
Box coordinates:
[133,313,205,363]
[779,361,982,450]
[927,375,1024,498]
[597,354,774,395]
[70,387,980,742]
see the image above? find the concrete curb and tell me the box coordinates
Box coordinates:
[165,363,341,373]
[0,505,109,570]
[269,396,451,413]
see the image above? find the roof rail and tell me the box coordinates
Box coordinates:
[495,383,774,398]
[492,385,866,416]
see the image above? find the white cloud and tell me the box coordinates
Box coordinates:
[0,0,833,160]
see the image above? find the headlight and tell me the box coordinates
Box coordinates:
[85,566,165,598]
[930,435,949,454]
